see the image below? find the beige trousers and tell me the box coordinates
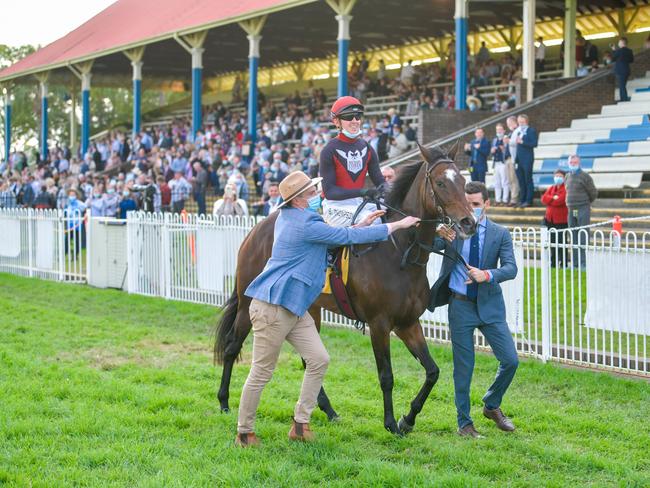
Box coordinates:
[237,298,330,434]
[505,158,520,203]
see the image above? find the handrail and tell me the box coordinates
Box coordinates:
[382,65,616,168]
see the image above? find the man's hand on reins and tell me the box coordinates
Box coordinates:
[353,210,386,228]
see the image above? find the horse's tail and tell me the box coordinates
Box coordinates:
[214,279,239,365]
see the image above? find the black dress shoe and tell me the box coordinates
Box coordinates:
[457,423,484,438]
[483,406,515,431]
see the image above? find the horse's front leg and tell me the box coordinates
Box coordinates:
[306,305,339,421]
[395,322,440,435]
[369,322,401,435]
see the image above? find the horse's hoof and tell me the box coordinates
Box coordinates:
[385,422,404,437]
[220,406,230,414]
[328,413,341,423]
[398,416,414,435]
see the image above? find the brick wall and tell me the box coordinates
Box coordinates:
[418,110,490,144]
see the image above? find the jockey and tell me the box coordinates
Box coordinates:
[319,96,386,226]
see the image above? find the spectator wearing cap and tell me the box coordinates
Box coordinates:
[541,169,569,268]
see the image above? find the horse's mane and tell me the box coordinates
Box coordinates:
[385,146,448,207]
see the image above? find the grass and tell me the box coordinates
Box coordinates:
[0,273,649,487]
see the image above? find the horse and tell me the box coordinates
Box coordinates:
[214,144,476,435]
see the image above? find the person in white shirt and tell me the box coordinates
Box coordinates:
[535,36,546,72]
[503,116,521,207]
[213,183,249,217]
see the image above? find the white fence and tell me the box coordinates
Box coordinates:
[0,208,86,282]
[1,208,648,376]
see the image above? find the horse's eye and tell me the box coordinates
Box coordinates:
[436,181,445,188]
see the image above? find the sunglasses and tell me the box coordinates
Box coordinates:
[339,113,363,121]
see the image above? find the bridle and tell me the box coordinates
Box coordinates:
[351,159,468,269]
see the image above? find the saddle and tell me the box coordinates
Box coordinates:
[322,247,361,321]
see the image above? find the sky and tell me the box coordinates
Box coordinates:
[2,0,116,48]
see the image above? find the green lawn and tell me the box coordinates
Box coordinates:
[1,273,648,487]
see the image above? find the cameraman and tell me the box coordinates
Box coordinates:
[132,174,158,213]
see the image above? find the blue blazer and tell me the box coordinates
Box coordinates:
[514,126,537,168]
[613,47,634,76]
[428,219,517,324]
[245,207,389,316]
[465,138,490,172]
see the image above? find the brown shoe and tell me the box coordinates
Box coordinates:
[234,432,260,447]
[457,423,484,438]
[483,406,515,431]
[288,419,315,442]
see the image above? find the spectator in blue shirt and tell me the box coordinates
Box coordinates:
[119,190,138,219]
[464,128,490,183]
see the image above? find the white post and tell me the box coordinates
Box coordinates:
[27,209,34,277]
[540,227,551,361]
[58,211,65,281]
[126,213,134,293]
[522,0,536,102]
[162,213,172,299]
[86,212,92,284]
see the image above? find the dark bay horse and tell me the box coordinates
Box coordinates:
[214,145,476,435]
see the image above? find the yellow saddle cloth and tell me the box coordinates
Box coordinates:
[322,247,350,294]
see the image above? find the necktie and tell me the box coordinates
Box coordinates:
[466,231,480,300]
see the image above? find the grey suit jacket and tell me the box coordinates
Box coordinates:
[428,218,517,324]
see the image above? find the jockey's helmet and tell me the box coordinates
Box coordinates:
[330,96,364,120]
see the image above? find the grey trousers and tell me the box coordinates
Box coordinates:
[568,205,591,269]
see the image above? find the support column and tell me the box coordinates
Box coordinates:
[240,15,266,145]
[191,47,203,139]
[175,31,208,141]
[336,14,351,97]
[3,90,11,164]
[68,61,93,156]
[327,0,357,97]
[522,0,536,102]
[35,73,50,159]
[69,87,77,152]
[563,0,576,78]
[454,0,468,110]
[81,72,91,156]
[125,47,145,140]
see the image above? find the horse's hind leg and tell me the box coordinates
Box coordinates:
[369,321,400,435]
[306,305,339,421]
[395,322,440,435]
[217,308,252,413]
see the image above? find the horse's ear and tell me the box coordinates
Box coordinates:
[446,139,461,161]
[417,142,435,165]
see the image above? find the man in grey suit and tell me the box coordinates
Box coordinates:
[429,182,519,438]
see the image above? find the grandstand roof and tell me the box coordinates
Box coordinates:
[0,0,645,84]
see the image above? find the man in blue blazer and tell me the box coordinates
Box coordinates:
[464,127,490,183]
[612,37,634,102]
[514,114,538,208]
[428,182,519,438]
[236,171,420,447]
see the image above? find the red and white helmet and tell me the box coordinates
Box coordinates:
[330,96,364,120]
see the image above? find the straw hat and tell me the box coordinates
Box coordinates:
[277,172,322,209]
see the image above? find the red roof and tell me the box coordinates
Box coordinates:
[0,0,310,81]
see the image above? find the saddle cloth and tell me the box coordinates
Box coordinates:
[322,247,360,321]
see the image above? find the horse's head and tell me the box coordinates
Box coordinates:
[418,142,477,239]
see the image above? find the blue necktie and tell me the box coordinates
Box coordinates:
[466,231,480,299]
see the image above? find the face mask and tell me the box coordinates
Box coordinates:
[342,128,361,139]
[568,164,579,173]
[107,188,115,194]
[553,176,564,185]
[496,132,504,138]
[473,206,484,221]
[68,195,77,203]
[123,191,130,197]
[93,194,101,199]
[307,194,322,212]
